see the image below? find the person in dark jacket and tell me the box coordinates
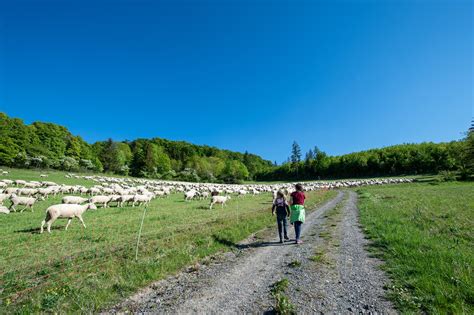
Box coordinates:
[272,190,290,243]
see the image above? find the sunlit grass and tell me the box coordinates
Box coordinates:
[358,182,474,314]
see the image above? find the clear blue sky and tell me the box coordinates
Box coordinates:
[0,0,472,163]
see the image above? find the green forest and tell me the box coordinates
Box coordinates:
[0,113,272,182]
[0,112,472,182]
[257,138,473,181]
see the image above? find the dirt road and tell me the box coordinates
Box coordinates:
[110,191,396,314]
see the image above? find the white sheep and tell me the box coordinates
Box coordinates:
[0,205,10,214]
[209,195,231,209]
[0,193,11,204]
[62,196,89,204]
[107,194,122,207]
[40,203,97,233]
[17,188,37,197]
[89,195,111,208]
[184,190,197,201]
[132,194,152,207]
[118,194,135,207]
[15,179,26,186]
[9,194,37,212]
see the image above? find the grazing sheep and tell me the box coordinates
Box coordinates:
[0,205,10,214]
[210,195,231,209]
[1,171,9,175]
[17,188,37,197]
[62,196,89,204]
[24,182,41,188]
[238,190,248,197]
[118,194,135,207]
[154,190,166,198]
[89,195,111,208]
[40,174,48,178]
[5,187,18,195]
[132,194,152,207]
[9,194,36,212]
[107,195,122,207]
[88,187,101,196]
[14,180,26,186]
[40,203,97,233]
[184,190,197,201]
[0,193,11,204]
[200,191,210,199]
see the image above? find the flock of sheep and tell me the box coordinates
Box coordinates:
[0,170,413,233]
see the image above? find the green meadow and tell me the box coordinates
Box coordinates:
[0,168,336,312]
[358,182,474,314]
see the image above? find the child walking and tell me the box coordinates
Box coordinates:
[272,190,290,243]
[290,184,306,244]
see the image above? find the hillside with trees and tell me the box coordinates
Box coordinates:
[257,123,473,181]
[0,113,272,183]
[1,112,472,182]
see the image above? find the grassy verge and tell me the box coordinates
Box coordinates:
[357,182,474,314]
[0,182,335,313]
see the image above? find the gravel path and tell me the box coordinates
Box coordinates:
[108,191,396,314]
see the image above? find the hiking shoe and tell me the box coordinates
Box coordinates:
[296,240,304,245]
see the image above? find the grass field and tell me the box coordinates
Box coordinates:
[357,182,474,314]
[0,168,337,313]
[0,167,99,187]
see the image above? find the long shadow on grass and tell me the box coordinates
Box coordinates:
[212,235,293,249]
[15,226,63,234]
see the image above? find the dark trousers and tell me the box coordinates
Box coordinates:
[294,221,303,241]
[276,215,288,240]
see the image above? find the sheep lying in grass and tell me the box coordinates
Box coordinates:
[209,195,231,209]
[40,203,97,233]
[0,205,10,214]
[62,196,89,204]
[9,194,36,212]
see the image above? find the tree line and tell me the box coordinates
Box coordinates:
[0,113,272,183]
[257,126,473,181]
[1,112,472,182]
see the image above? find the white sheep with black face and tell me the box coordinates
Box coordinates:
[40,203,97,233]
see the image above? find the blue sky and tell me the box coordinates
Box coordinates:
[0,0,472,163]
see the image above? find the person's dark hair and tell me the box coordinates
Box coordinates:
[295,184,303,192]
